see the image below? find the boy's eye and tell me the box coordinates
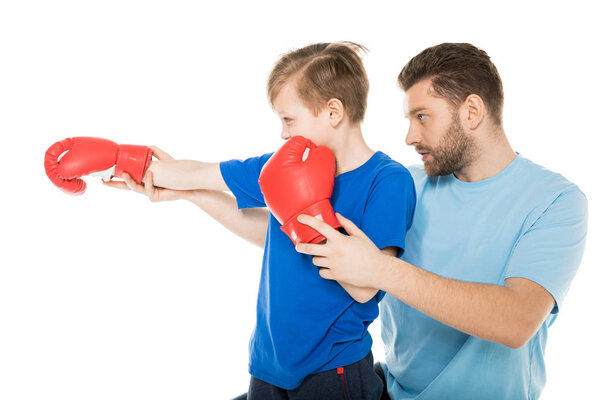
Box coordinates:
[283,118,292,124]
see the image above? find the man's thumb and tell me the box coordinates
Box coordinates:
[336,213,365,237]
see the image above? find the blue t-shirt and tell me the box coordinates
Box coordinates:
[220,151,416,389]
[380,153,588,400]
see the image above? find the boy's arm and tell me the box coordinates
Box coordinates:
[105,146,269,247]
[146,158,229,191]
[109,172,269,248]
[337,246,398,303]
[112,145,226,191]
[105,146,228,192]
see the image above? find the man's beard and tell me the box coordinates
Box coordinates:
[419,112,477,176]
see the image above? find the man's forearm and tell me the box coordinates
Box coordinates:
[184,190,268,248]
[376,255,552,348]
[146,160,228,191]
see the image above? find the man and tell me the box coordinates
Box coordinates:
[296,43,588,399]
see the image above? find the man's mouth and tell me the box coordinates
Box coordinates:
[417,150,431,162]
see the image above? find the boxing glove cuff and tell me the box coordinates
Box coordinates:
[280,199,341,245]
[115,144,153,184]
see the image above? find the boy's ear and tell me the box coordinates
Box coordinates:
[326,98,344,128]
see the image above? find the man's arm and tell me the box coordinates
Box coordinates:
[184,190,269,248]
[296,213,555,349]
[376,257,555,348]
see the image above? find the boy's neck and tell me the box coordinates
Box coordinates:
[328,124,375,176]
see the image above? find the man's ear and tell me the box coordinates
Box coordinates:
[326,98,344,128]
[461,94,485,130]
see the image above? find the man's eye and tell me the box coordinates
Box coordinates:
[417,114,426,121]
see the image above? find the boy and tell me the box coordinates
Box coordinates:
[107,42,416,399]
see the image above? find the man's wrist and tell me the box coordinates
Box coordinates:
[374,253,409,294]
[373,252,397,291]
[183,189,203,201]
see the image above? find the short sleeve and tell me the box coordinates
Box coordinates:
[361,170,416,256]
[219,152,273,209]
[503,188,588,314]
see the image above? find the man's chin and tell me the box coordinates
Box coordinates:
[423,161,451,177]
[423,161,437,176]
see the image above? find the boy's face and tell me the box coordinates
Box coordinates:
[273,82,332,146]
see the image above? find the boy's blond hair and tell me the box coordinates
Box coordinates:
[267,42,369,124]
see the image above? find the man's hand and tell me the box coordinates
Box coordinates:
[295,212,391,289]
[103,146,190,202]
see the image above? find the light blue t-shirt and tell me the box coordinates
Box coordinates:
[380,153,587,400]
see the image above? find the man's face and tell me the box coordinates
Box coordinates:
[404,79,477,176]
[272,82,330,145]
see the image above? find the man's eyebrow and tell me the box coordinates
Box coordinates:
[409,107,428,115]
[405,107,428,117]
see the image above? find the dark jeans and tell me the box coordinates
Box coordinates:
[232,352,391,400]
[373,362,391,400]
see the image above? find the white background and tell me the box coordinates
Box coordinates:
[1,1,598,399]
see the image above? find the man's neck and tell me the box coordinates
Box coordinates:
[328,125,375,176]
[454,129,516,182]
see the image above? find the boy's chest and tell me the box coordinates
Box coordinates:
[330,177,372,228]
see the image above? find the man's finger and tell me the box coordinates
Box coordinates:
[149,145,174,161]
[312,256,329,268]
[297,214,339,240]
[102,180,131,190]
[319,267,335,281]
[121,172,134,189]
[122,172,145,193]
[295,242,329,257]
[335,213,366,238]
[144,171,155,199]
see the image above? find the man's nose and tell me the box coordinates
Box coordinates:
[405,123,421,146]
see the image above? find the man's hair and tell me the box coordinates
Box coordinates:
[267,41,369,124]
[398,43,504,127]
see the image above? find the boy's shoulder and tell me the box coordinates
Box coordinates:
[368,151,413,183]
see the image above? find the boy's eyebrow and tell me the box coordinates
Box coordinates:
[405,107,428,118]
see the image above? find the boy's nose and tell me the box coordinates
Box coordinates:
[281,129,291,140]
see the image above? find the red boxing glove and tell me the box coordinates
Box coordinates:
[259,135,341,245]
[44,137,152,195]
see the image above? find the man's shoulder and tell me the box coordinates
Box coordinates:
[517,155,585,199]
[407,163,426,177]
[407,155,585,199]
[405,164,430,191]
